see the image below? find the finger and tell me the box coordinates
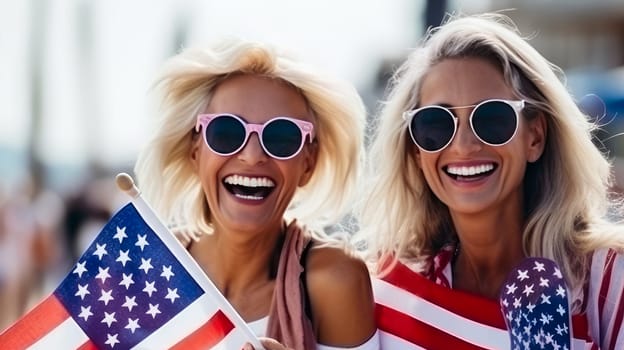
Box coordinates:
[259,337,290,350]
[240,342,255,350]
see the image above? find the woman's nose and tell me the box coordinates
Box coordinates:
[236,133,269,164]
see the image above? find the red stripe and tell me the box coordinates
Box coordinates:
[170,310,235,350]
[383,262,507,329]
[77,340,98,350]
[608,265,624,350]
[571,311,593,342]
[598,249,616,319]
[0,295,70,348]
[376,304,488,350]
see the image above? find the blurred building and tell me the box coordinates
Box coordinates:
[488,0,624,69]
[480,0,624,183]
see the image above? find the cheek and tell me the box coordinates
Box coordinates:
[276,162,306,192]
[195,153,224,189]
[417,153,437,176]
[417,154,445,193]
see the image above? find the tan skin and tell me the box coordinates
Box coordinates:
[189,74,376,349]
[415,58,546,300]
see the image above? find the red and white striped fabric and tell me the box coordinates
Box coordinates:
[374,260,598,349]
[0,293,250,349]
[587,249,624,350]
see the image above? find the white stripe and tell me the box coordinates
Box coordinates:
[379,331,425,350]
[373,278,509,349]
[588,249,608,346]
[28,318,88,349]
[131,198,263,349]
[136,293,242,349]
[573,338,594,350]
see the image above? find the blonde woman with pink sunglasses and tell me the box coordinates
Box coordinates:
[135,39,379,349]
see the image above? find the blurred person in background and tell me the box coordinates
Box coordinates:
[0,174,64,331]
[134,39,379,349]
[62,172,125,262]
[356,13,624,349]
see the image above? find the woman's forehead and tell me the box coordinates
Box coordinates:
[207,74,313,122]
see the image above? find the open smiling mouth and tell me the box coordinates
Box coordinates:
[444,163,497,180]
[223,175,276,200]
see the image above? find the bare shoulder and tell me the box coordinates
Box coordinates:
[304,243,377,347]
[305,244,371,289]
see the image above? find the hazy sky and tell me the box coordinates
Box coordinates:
[0,0,424,170]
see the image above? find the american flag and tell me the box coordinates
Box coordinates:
[374,259,593,349]
[0,199,262,349]
[499,257,572,350]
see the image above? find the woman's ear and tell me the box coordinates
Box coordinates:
[298,140,319,187]
[527,112,547,163]
[407,137,422,169]
[190,135,201,170]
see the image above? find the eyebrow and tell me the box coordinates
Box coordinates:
[425,101,484,109]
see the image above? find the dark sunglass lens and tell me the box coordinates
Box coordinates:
[472,101,518,145]
[262,119,303,158]
[411,108,455,151]
[205,115,246,154]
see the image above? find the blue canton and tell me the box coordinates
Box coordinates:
[55,204,204,349]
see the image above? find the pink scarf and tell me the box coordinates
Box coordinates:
[266,220,317,349]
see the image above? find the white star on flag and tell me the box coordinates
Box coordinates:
[73,261,88,278]
[499,257,572,350]
[116,250,131,266]
[113,226,127,243]
[161,265,175,281]
[135,234,149,251]
[93,243,108,260]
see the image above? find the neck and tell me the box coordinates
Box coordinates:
[450,208,525,299]
[190,223,284,295]
[452,239,524,299]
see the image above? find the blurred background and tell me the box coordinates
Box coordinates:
[1,0,623,330]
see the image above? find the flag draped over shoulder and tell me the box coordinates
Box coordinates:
[0,194,261,349]
[373,261,594,350]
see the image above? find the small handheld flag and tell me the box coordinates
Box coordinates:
[499,257,572,350]
[0,173,263,350]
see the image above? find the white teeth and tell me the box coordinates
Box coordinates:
[224,175,275,187]
[447,164,494,176]
[234,194,264,201]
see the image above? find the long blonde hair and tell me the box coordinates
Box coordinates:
[355,13,624,290]
[135,38,365,236]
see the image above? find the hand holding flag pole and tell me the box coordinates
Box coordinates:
[1,173,263,349]
[499,257,573,350]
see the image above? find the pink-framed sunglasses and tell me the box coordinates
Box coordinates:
[195,113,315,160]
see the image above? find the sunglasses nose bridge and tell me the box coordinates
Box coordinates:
[448,110,483,151]
[236,131,269,163]
[246,124,270,152]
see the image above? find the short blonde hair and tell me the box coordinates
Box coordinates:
[135,38,365,235]
[356,13,624,290]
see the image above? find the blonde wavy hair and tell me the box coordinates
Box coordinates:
[355,13,624,290]
[135,38,365,237]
